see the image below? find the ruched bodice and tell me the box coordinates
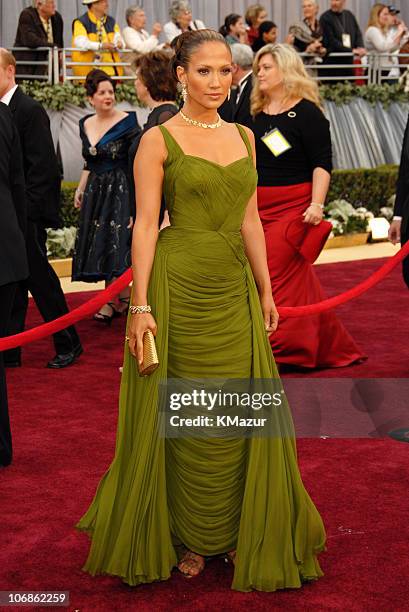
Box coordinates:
[157,124,257,269]
[77,122,326,593]
[159,124,257,231]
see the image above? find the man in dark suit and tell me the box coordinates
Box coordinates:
[0,101,28,467]
[389,113,409,288]
[14,0,64,77]
[219,43,254,128]
[319,0,366,83]
[0,48,82,369]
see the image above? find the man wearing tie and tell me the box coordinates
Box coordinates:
[219,43,254,127]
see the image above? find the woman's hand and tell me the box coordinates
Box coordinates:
[127,313,157,365]
[306,40,321,54]
[74,188,84,209]
[388,219,401,245]
[303,203,323,225]
[260,293,279,335]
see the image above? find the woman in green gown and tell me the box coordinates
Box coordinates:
[77,29,326,592]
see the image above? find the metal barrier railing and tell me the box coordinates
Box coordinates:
[61,48,136,81]
[300,52,371,82]
[300,51,409,83]
[9,46,54,83]
[371,52,409,84]
[8,47,409,86]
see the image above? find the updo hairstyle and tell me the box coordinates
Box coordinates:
[170,29,232,82]
[85,69,116,97]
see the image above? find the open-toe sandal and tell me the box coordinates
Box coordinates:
[177,550,206,578]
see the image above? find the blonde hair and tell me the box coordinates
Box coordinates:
[0,48,16,70]
[366,3,388,32]
[250,43,323,117]
[245,4,265,27]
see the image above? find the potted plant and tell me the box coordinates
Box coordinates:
[324,199,373,248]
[46,226,77,277]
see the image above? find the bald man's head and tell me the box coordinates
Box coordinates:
[0,48,16,99]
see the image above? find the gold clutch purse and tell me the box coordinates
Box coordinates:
[138,329,159,376]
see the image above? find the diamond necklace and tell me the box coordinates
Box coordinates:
[180,109,222,129]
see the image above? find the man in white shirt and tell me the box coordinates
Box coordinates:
[123,6,162,53]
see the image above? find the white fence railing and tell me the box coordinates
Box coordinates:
[10,46,54,83]
[61,48,136,82]
[9,47,409,85]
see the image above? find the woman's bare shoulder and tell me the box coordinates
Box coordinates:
[235,123,256,150]
[139,126,166,148]
[137,126,168,161]
[238,124,255,143]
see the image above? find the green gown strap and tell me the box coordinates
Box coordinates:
[235,123,253,160]
[158,124,183,162]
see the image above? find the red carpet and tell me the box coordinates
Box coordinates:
[2,257,409,610]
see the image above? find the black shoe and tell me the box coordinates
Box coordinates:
[93,302,120,326]
[47,344,83,369]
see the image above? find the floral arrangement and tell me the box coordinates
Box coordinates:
[325,199,394,237]
[325,200,374,236]
[46,226,77,259]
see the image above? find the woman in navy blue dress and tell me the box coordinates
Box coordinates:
[72,70,140,323]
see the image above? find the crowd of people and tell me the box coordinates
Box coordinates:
[11,1,409,83]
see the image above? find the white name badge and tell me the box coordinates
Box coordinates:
[342,33,352,48]
[261,128,292,157]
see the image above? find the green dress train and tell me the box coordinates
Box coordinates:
[76,124,326,592]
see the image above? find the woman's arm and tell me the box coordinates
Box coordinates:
[240,127,279,333]
[127,127,167,363]
[365,26,401,53]
[300,103,332,224]
[74,169,90,208]
[303,167,331,225]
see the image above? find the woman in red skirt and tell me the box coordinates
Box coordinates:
[248,43,365,368]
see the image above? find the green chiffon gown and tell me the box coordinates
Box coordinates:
[76,124,326,592]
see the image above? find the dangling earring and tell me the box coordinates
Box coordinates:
[181,82,188,103]
[228,89,231,101]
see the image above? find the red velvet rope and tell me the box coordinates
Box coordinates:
[0,242,407,351]
[280,241,409,318]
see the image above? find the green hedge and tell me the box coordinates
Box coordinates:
[61,182,79,226]
[327,165,398,211]
[320,82,408,107]
[21,80,409,110]
[60,165,398,228]
[21,81,142,111]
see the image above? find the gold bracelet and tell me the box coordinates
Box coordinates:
[129,305,151,315]
[310,202,324,209]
